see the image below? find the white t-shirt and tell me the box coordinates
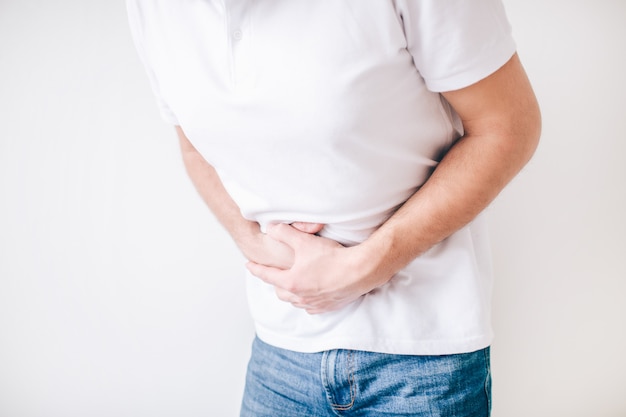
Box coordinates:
[128,0,516,355]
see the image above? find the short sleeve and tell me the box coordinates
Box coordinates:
[395,0,516,92]
[126,0,179,125]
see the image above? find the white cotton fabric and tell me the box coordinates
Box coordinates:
[127,0,516,355]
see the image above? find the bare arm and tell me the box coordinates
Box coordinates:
[248,53,541,313]
[176,126,322,268]
[357,52,542,279]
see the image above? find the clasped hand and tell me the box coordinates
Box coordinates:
[245,222,375,315]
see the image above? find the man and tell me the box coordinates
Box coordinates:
[128,0,541,415]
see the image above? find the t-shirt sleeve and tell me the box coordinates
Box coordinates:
[396,0,516,92]
[126,0,179,125]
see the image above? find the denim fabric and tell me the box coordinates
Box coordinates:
[240,337,491,417]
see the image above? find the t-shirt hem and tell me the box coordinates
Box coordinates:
[255,328,493,356]
[425,38,517,92]
[159,106,179,125]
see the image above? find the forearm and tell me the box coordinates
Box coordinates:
[356,127,539,285]
[176,126,259,244]
[355,54,541,287]
[176,126,313,268]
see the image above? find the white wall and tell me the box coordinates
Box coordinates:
[490,1,626,416]
[0,1,624,416]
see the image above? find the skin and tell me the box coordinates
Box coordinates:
[178,53,541,315]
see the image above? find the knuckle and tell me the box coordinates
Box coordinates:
[284,281,301,294]
[274,288,291,301]
[255,271,270,282]
[300,296,315,306]
[272,222,289,234]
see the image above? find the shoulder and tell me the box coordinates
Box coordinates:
[394,0,516,92]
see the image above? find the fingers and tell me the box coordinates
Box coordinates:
[249,261,351,315]
[247,260,309,296]
[290,222,325,234]
[246,261,283,288]
[266,223,312,248]
[274,287,307,307]
[274,288,330,314]
[247,260,317,299]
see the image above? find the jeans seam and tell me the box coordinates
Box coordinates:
[330,350,356,411]
[483,348,492,415]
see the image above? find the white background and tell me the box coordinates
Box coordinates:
[1,1,624,416]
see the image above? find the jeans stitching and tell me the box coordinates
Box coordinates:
[331,350,356,411]
[483,348,492,415]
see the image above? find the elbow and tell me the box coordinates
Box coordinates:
[506,89,542,167]
[521,97,542,165]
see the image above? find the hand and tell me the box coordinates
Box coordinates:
[236,222,324,269]
[246,223,379,314]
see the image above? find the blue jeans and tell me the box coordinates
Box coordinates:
[240,337,491,416]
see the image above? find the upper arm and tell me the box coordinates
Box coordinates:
[441,53,541,153]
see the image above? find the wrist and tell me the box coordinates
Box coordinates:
[349,237,396,291]
[351,222,419,290]
[230,219,262,253]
